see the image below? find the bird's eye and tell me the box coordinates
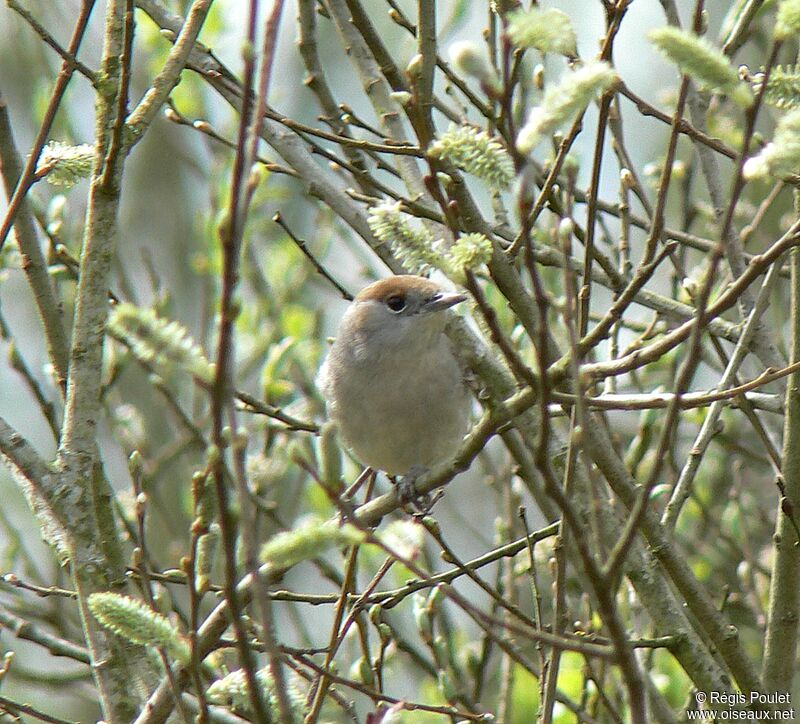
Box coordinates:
[386,295,406,312]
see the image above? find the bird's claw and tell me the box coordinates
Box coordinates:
[395,466,440,515]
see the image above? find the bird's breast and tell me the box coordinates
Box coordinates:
[326,341,471,475]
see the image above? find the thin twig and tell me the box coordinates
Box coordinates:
[272,212,353,300]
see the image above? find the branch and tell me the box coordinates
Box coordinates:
[125,0,213,143]
[0,416,66,555]
[762,198,800,702]
[662,253,786,529]
[583,421,766,698]
[53,1,161,718]
[0,606,90,664]
[0,0,96,256]
[0,90,70,389]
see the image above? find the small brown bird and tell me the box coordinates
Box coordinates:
[319,275,471,487]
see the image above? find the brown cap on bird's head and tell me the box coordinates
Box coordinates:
[355,275,466,315]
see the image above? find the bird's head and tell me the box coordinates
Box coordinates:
[341,275,467,357]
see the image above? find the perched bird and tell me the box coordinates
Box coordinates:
[319,275,471,494]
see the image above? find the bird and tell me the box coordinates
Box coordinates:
[318,275,472,499]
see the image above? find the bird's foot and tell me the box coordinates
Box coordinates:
[394,466,441,515]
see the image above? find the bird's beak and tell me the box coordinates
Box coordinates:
[423,291,468,313]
